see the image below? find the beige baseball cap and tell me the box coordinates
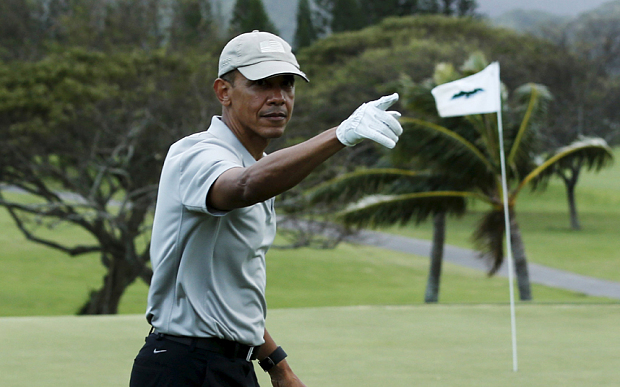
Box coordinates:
[218,30,309,82]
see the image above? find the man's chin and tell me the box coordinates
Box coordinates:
[262,124,287,138]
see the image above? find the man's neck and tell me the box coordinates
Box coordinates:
[220,114,268,161]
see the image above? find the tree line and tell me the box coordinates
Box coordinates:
[1,0,618,312]
[0,0,478,59]
[297,0,477,49]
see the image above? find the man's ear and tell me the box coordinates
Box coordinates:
[213,78,231,106]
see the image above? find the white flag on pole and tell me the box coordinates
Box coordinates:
[431,62,501,117]
[431,60,519,372]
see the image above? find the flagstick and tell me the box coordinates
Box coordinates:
[430,61,518,371]
[496,105,519,372]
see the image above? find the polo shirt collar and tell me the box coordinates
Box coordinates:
[208,116,260,167]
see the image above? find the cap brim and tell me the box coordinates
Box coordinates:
[238,61,309,82]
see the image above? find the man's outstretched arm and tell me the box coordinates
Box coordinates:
[208,127,344,211]
[208,94,403,211]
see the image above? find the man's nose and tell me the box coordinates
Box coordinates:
[267,86,285,104]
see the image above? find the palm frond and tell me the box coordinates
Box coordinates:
[460,51,489,75]
[335,191,478,228]
[507,83,552,166]
[307,168,429,205]
[399,75,438,116]
[515,136,614,196]
[399,117,495,172]
[464,113,499,166]
[471,209,506,275]
[433,62,459,84]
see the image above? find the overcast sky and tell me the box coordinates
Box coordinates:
[476,0,614,17]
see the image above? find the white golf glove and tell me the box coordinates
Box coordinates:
[336,93,403,149]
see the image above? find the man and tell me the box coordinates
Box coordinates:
[129,30,403,387]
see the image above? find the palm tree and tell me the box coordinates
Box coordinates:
[307,167,468,302]
[310,53,613,301]
[536,137,614,230]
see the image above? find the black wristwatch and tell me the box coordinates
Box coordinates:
[258,346,287,372]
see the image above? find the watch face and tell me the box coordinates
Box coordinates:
[259,357,275,371]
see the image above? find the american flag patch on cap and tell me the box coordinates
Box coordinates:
[260,40,285,53]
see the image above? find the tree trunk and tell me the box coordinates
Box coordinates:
[566,180,580,230]
[509,214,532,301]
[558,162,582,230]
[78,253,141,315]
[425,212,446,303]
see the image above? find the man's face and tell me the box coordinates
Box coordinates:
[226,71,295,141]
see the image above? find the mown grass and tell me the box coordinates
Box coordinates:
[0,208,105,316]
[0,216,614,318]
[2,305,619,387]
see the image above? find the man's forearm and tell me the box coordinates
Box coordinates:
[210,128,344,210]
[259,329,306,387]
[244,127,344,198]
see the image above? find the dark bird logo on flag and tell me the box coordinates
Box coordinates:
[451,88,484,100]
[431,62,500,117]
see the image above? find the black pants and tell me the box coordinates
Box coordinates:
[130,334,260,387]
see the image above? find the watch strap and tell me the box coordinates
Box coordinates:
[258,346,287,372]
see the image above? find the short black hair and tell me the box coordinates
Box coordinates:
[220,70,237,86]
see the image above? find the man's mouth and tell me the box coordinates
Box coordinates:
[261,110,287,119]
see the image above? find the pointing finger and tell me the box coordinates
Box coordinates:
[369,93,399,111]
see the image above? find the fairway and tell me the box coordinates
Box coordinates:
[2,304,619,387]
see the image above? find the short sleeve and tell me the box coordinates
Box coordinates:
[178,140,241,215]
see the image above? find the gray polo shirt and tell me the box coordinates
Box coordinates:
[146,116,276,346]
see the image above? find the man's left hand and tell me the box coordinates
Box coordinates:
[268,360,307,387]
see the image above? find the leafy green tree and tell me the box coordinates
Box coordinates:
[0,0,40,60]
[308,167,467,303]
[291,15,600,171]
[30,0,166,52]
[37,0,71,40]
[294,0,319,50]
[534,137,614,230]
[314,0,475,35]
[551,9,620,227]
[99,0,164,50]
[283,14,597,219]
[0,49,219,314]
[528,9,620,228]
[403,60,612,300]
[360,0,412,24]
[168,0,219,52]
[308,53,613,302]
[331,0,366,33]
[419,0,439,14]
[229,0,278,35]
[440,0,455,15]
[457,0,477,16]
[0,0,223,57]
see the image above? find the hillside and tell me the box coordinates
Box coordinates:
[490,0,620,34]
[215,0,620,46]
[491,9,568,33]
[576,0,620,18]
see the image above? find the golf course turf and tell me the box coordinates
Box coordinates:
[2,304,619,386]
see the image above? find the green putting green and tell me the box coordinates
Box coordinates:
[2,304,619,386]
